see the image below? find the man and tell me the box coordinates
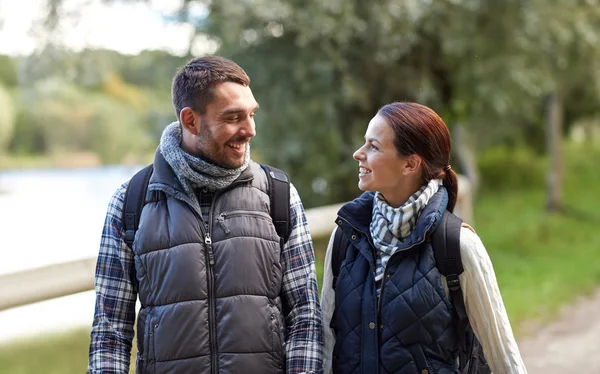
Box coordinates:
[88,56,324,374]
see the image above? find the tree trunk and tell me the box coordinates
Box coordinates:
[546,93,564,213]
[453,123,480,195]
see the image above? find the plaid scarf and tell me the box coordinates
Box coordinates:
[370,179,442,287]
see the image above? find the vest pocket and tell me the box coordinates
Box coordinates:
[140,312,156,374]
[147,316,157,373]
[137,310,148,373]
[217,210,275,236]
[409,345,432,374]
[269,304,286,370]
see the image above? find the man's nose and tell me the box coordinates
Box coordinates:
[241,117,256,138]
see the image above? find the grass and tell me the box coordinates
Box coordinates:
[0,329,93,374]
[474,143,600,331]
[1,142,599,373]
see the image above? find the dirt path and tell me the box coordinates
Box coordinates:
[518,289,600,373]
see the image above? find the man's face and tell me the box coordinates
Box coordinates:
[194,82,259,169]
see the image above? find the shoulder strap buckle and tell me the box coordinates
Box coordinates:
[446,274,461,291]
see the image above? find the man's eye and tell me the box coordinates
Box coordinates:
[370,144,378,151]
[250,112,256,118]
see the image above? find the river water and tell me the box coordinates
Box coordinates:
[0,166,141,342]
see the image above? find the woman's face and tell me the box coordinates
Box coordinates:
[353,115,419,204]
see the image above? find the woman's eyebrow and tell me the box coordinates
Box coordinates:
[366,137,381,145]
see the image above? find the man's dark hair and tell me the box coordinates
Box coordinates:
[171,56,250,119]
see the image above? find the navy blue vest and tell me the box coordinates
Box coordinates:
[332,188,460,374]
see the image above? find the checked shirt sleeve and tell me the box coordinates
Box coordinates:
[281,183,325,374]
[88,183,137,374]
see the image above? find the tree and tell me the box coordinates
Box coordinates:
[0,56,18,87]
[42,0,600,209]
[195,0,550,206]
[0,84,15,154]
[514,0,600,212]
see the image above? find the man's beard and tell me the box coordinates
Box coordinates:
[195,121,248,169]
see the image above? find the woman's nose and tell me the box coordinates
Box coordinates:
[353,147,364,161]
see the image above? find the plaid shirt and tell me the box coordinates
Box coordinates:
[88,181,324,374]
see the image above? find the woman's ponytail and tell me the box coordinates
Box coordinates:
[442,166,458,213]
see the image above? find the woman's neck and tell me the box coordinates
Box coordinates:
[380,178,424,208]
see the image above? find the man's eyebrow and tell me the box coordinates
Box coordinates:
[220,104,260,117]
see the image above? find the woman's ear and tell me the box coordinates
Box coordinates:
[402,154,422,175]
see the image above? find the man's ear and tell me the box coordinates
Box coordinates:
[180,107,200,135]
[402,154,422,175]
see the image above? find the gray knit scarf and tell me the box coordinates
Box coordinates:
[159,122,250,204]
[370,178,442,286]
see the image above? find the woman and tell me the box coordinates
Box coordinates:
[320,102,527,373]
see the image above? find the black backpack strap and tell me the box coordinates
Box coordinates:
[329,224,351,332]
[331,226,350,291]
[431,211,470,369]
[123,165,153,249]
[260,164,292,247]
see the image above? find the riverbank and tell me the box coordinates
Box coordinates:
[0,152,154,171]
[0,152,102,170]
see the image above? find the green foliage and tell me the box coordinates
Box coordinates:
[119,50,187,91]
[1,47,182,166]
[193,0,600,207]
[10,109,49,155]
[0,55,18,87]
[477,145,547,190]
[0,85,15,153]
[8,78,155,163]
[4,1,600,201]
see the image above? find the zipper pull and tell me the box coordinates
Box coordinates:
[216,213,230,234]
[205,233,215,265]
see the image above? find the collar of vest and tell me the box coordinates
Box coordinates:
[149,149,255,196]
[337,187,449,248]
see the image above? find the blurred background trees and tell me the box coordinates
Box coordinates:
[2,0,600,209]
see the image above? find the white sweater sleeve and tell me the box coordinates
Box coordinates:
[320,229,337,374]
[456,227,528,374]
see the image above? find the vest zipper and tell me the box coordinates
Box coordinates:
[204,230,217,374]
[164,172,254,374]
[216,213,230,234]
[377,228,431,314]
[204,175,253,374]
[338,217,433,315]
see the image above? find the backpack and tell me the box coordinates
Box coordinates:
[331,211,491,374]
[122,163,292,250]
